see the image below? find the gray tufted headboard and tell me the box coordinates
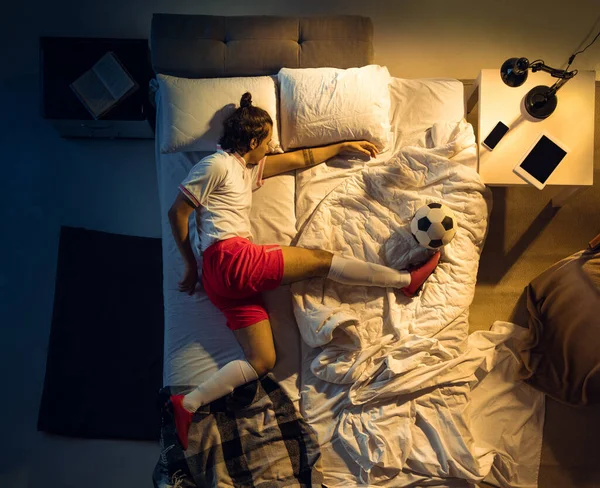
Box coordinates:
[150,14,373,78]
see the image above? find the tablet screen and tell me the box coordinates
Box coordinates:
[519,135,567,184]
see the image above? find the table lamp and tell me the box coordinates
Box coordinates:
[500,28,599,120]
[500,57,577,119]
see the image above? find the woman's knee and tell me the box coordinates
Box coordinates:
[233,318,276,377]
[247,349,276,377]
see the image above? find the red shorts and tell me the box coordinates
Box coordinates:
[201,237,284,330]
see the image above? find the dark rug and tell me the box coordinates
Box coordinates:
[38,226,164,441]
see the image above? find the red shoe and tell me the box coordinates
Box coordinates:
[170,394,193,450]
[401,252,441,297]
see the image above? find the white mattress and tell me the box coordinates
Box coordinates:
[155,77,544,487]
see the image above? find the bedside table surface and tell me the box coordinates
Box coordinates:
[477,69,595,186]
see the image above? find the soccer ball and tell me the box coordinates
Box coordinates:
[410,202,457,250]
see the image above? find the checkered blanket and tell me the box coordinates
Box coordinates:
[153,375,323,488]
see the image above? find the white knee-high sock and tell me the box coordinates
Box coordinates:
[182,359,259,412]
[327,255,410,289]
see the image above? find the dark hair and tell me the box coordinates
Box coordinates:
[218,92,273,155]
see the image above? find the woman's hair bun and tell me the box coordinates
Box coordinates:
[240,92,253,109]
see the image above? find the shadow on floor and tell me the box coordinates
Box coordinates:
[477,188,560,284]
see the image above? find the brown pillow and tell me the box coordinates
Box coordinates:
[517,237,600,406]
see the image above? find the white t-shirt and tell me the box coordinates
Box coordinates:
[179,148,266,253]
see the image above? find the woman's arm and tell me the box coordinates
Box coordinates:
[262,140,378,179]
[168,192,198,294]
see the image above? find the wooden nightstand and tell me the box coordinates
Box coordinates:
[40,37,155,139]
[467,69,595,206]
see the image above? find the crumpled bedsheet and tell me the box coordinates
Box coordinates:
[291,119,545,486]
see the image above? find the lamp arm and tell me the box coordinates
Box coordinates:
[530,61,577,80]
[528,61,578,97]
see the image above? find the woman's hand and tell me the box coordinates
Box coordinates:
[178,262,198,295]
[341,141,379,158]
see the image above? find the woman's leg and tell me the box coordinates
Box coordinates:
[182,319,275,411]
[279,247,333,284]
[232,319,277,375]
[279,246,439,295]
[171,319,275,450]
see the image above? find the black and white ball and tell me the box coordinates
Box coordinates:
[410,202,457,249]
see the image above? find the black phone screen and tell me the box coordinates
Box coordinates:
[483,122,509,150]
[519,135,567,184]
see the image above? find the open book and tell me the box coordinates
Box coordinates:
[70,51,139,119]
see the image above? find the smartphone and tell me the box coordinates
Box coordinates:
[512,133,569,190]
[482,121,510,150]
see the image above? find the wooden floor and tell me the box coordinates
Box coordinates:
[462,80,600,488]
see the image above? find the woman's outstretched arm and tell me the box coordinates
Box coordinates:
[262,140,378,178]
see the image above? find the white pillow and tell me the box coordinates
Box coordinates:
[389,78,465,149]
[156,74,283,154]
[278,65,392,151]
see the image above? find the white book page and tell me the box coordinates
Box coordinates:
[93,52,136,100]
[71,69,115,118]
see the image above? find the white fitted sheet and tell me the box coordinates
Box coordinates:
[155,77,544,487]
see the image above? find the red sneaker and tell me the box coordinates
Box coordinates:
[401,252,441,297]
[170,394,193,450]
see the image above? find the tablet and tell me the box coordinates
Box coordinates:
[513,133,569,190]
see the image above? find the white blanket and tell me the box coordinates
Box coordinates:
[291,120,545,486]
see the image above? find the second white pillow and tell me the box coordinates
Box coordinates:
[278,65,392,151]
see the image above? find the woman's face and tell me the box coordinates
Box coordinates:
[248,124,273,164]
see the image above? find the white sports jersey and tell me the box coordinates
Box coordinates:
[179,147,266,253]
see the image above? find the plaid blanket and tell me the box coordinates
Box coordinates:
[153,375,323,488]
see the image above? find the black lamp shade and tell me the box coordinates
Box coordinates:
[501,57,529,87]
[500,56,568,119]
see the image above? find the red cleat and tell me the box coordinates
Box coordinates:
[402,252,441,297]
[170,394,193,450]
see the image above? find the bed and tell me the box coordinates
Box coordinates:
[149,13,546,488]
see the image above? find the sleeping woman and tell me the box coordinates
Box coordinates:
[168,92,440,449]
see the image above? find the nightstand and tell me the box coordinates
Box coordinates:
[466,69,595,206]
[40,37,155,139]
